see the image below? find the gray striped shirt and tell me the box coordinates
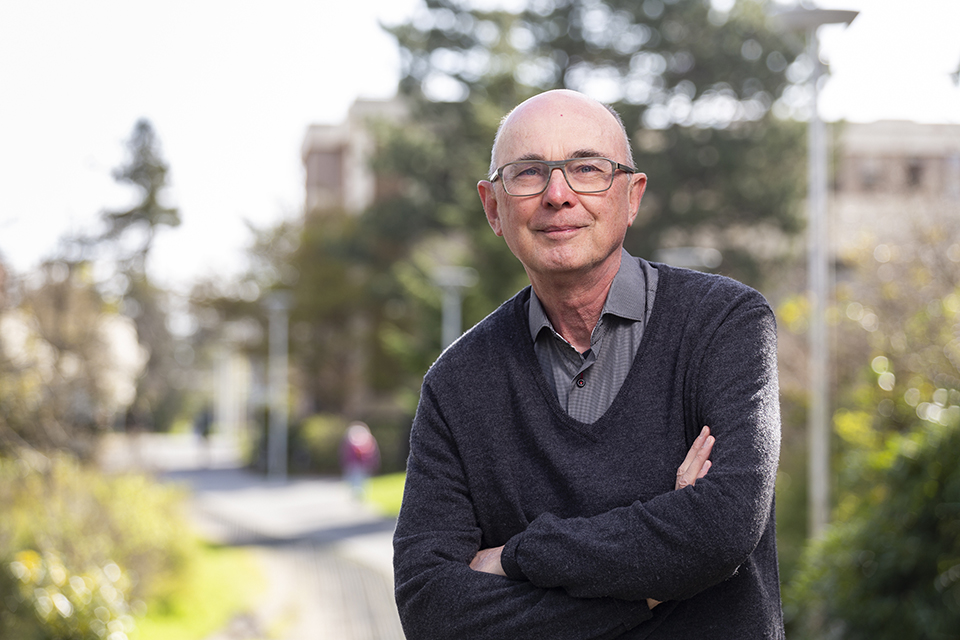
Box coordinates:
[528,250,658,423]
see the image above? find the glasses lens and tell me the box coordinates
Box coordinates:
[565,158,615,193]
[502,161,549,196]
[499,158,617,195]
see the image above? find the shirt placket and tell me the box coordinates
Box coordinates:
[564,317,609,420]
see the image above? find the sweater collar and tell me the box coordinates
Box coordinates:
[528,248,648,342]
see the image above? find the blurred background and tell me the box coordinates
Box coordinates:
[1,0,959,638]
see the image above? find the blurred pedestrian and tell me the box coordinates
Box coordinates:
[194,404,213,468]
[340,422,380,498]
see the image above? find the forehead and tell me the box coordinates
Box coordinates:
[496,94,623,164]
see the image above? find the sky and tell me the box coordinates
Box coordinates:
[1,0,958,292]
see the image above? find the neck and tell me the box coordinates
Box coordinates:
[528,254,621,353]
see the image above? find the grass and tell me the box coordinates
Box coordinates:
[134,541,264,640]
[365,472,406,517]
[132,473,404,640]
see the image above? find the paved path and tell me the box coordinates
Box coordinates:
[101,434,405,640]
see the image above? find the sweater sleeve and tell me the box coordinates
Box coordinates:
[498,286,781,603]
[393,380,654,640]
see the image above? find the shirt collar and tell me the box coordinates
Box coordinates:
[528,248,647,341]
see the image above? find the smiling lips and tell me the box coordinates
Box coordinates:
[537,223,587,237]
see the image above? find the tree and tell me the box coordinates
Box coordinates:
[783,221,960,638]
[99,119,186,432]
[188,213,424,472]
[195,0,813,470]
[0,261,145,458]
[361,0,812,451]
[0,119,186,452]
[101,119,181,276]
[383,0,807,289]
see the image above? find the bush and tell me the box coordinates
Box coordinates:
[289,413,347,475]
[785,420,960,639]
[0,452,193,639]
[3,550,136,640]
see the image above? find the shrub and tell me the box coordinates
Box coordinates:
[4,550,135,640]
[785,420,960,639]
[0,452,193,639]
[290,413,346,475]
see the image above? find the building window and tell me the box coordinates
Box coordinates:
[906,158,924,190]
[860,158,880,191]
[947,153,960,200]
[306,149,344,190]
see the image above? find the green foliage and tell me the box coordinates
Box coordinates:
[785,421,960,639]
[365,472,407,518]
[830,227,960,450]
[783,226,960,637]
[0,263,138,458]
[385,0,807,288]
[0,453,193,639]
[773,386,809,582]
[3,550,136,640]
[134,543,262,640]
[195,0,810,472]
[285,413,409,476]
[289,212,422,411]
[100,119,187,434]
[101,119,181,272]
[289,413,349,475]
[0,453,264,640]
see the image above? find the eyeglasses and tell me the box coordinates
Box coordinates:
[490,157,636,197]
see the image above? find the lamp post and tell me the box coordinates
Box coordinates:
[771,5,857,538]
[434,266,478,350]
[264,291,292,482]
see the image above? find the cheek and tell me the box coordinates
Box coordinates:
[494,205,528,237]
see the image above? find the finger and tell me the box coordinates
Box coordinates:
[677,428,713,489]
[697,459,712,480]
[687,434,714,483]
[676,426,709,479]
[470,547,505,576]
[694,433,715,471]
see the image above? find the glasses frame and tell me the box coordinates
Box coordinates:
[489,157,637,197]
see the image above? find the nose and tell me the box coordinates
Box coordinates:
[541,166,575,208]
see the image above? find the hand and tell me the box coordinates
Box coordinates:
[645,429,714,608]
[675,426,714,490]
[470,545,506,576]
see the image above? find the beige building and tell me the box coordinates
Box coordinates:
[831,120,960,258]
[303,104,960,264]
[301,98,407,215]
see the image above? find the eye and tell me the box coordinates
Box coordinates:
[570,160,605,174]
[508,162,546,179]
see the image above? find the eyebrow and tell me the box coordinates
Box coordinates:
[514,149,609,162]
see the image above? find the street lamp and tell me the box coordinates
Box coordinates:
[770,4,857,538]
[264,291,292,482]
[434,266,478,350]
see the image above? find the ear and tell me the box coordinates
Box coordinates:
[626,172,648,227]
[477,180,504,236]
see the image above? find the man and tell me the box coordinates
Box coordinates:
[393,90,783,638]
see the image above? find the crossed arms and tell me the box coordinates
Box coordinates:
[469,425,716,612]
[393,287,781,639]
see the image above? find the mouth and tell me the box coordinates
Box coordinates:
[538,224,585,239]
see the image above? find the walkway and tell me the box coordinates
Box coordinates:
[100,434,405,640]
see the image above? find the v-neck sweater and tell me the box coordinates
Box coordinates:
[394,263,784,639]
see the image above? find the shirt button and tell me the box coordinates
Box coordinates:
[576,376,585,388]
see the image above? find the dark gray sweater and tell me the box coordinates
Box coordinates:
[394,263,784,639]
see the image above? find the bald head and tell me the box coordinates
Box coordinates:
[489,90,634,177]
